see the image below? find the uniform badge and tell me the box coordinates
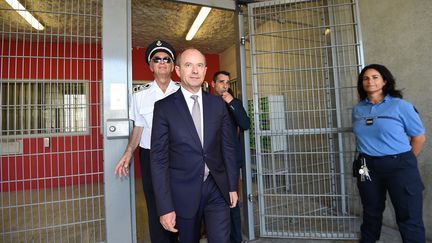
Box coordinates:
[365,118,374,126]
[133,83,151,93]
[156,40,162,46]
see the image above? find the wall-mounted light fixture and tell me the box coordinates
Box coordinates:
[5,0,45,30]
[186,6,211,41]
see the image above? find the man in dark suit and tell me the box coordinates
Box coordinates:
[212,71,250,243]
[150,48,238,243]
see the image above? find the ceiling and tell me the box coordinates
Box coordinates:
[0,0,242,54]
[132,0,238,53]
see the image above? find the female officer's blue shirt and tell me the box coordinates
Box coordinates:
[352,95,425,156]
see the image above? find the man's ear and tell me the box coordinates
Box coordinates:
[175,65,181,77]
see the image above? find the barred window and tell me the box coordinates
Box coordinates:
[1,80,89,136]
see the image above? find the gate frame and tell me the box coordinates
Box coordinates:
[102,0,136,242]
[246,0,364,239]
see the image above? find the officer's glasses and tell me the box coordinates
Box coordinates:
[152,57,173,64]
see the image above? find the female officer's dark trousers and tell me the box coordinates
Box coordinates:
[357,151,425,243]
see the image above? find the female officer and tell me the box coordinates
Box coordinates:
[352,64,426,243]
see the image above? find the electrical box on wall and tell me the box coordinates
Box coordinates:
[249,95,287,152]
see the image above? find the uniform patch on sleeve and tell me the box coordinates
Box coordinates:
[133,83,151,93]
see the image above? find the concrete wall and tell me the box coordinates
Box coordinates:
[358,0,432,238]
[219,44,238,79]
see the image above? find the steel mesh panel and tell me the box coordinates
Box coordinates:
[1,0,104,242]
[246,0,363,239]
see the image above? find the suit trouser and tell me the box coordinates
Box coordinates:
[357,151,425,243]
[176,174,230,243]
[230,202,242,243]
[140,148,177,243]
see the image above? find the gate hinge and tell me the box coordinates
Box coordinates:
[248,193,254,202]
[240,36,246,46]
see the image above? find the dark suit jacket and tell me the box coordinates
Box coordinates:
[150,89,238,218]
[226,97,250,168]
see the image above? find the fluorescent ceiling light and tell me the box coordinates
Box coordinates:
[186,7,211,41]
[5,0,45,30]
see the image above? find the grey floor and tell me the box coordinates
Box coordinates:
[136,178,429,243]
[242,226,424,243]
[199,226,431,243]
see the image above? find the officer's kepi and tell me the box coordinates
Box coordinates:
[145,40,176,65]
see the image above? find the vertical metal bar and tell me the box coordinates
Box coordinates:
[127,0,138,239]
[353,0,364,69]
[14,15,20,243]
[102,0,135,242]
[247,2,266,236]
[0,14,4,243]
[327,0,348,217]
[235,4,255,240]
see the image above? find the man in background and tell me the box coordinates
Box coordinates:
[212,71,250,243]
[114,40,179,243]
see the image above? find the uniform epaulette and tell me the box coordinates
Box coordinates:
[133,83,151,93]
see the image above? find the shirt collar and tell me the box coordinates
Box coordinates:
[180,86,202,99]
[363,94,392,105]
[167,80,180,93]
[151,80,177,94]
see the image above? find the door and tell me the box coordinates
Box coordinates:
[246,0,363,239]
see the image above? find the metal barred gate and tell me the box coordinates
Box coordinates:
[246,0,363,239]
[1,1,105,242]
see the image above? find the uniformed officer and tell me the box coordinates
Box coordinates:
[115,40,180,243]
[352,64,426,243]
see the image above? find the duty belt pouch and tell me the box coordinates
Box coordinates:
[352,154,361,178]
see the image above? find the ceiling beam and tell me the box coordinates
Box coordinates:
[169,0,236,11]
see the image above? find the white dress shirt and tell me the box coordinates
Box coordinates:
[181,87,204,146]
[130,80,179,149]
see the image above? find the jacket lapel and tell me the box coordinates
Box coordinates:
[202,92,211,150]
[173,89,202,148]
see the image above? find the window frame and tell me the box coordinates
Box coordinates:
[1,79,90,138]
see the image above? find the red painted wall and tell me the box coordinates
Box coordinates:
[1,40,220,190]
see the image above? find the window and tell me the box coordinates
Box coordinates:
[1,80,89,136]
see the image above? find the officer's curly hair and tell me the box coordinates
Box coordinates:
[357,63,403,101]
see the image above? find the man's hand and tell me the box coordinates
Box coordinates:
[229,191,238,208]
[160,211,178,232]
[114,152,132,177]
[114,126,143,177]
[221,91,234,104]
